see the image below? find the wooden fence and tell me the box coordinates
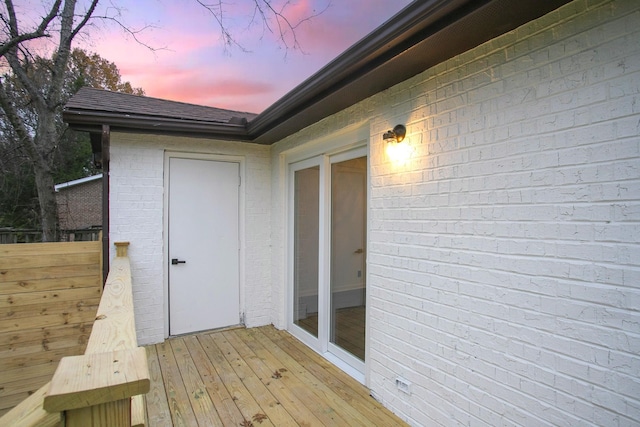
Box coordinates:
[0,228,102,244]
[0,240,102,417]
[0,229,43,244]
[0,242,149,427]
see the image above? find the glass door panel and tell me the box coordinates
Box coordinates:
[289,148,367,380]
[293,166,320,337]
[330,156,367,360]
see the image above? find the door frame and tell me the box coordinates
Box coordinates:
[285,124,370,384]
[163,151,246,338]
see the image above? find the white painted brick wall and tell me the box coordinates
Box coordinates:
[105,0,640,423]
[271,0,640,425]
[110,133,271,345]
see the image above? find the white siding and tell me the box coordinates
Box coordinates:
[110,134,271,345]
[272,0,640,425]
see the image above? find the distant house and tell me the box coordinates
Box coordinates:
[55,174,102,239]
[63,0,639,425]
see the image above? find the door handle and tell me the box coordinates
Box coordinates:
[171,258,186,265]
[354,248,363,254]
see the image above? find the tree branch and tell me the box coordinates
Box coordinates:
[195,0,249,52]
[48,0,80,110]
[69,0,99,41]
[195,0,329,55]
[0,76,38,165]
[255,0,329,53]
[0,0,62,57]
[88,13,165,52]
[5,46,47,111]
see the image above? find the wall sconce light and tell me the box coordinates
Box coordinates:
[383,124,407,143]
[384,124,413,165]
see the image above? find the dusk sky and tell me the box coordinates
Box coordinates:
[76,0,414,113]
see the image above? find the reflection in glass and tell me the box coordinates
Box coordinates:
[293,166,319,337]
[330,157,367,360]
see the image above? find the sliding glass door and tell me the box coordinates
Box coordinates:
[289,148,367,377]
[292,164,320,338]
[330,156,367,361]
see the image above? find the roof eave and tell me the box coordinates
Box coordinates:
[63,109,252,141]
[248,0,572,145]
[63,0,572,145]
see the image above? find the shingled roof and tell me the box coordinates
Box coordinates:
[65,87,257,140]
[67,87,257,123]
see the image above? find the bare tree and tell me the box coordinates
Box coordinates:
[195,0,329,54]
[0,1,99,241]
[0,48,143,230]
[0,0,321,241]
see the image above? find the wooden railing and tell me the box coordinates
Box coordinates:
[0,242,150,427]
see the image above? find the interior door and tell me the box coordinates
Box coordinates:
[168,157,240,335]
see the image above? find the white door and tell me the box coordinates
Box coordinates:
[168,157,240,335]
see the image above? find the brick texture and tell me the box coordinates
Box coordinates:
[270,0,639,425]
[55,177,102,230]
[109,134,271,345]
[108,0,639,424]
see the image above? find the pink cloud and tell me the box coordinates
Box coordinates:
[202,80,272,96]
[118,61,274,111]
[10,0,415,114]
[70,0,413,113]
[151,77,272,100]
[295,0,414,53]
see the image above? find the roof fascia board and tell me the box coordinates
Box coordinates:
[63,0,572,145]
[55,173,103,191]
[247,0,471,138]
[249,0,571,145]
[63,109,253,141]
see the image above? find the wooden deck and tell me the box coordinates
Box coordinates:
[145,325,408,426]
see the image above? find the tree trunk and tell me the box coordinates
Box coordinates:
[33,160,58,242]
[33,110,60,242]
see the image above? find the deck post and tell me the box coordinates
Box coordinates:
[115,241,130,257]
[42,241,149,427]
[44,348,148,426]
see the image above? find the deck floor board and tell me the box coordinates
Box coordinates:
[183,335,247,426]
[145,345,173,426]
[155,340,199,426]
[145,325,408,426]
[169,337,224,426]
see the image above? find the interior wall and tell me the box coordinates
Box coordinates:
[330,157,367,308]
[293,166,320,316]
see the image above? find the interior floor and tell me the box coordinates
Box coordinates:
[297,305,365,360]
